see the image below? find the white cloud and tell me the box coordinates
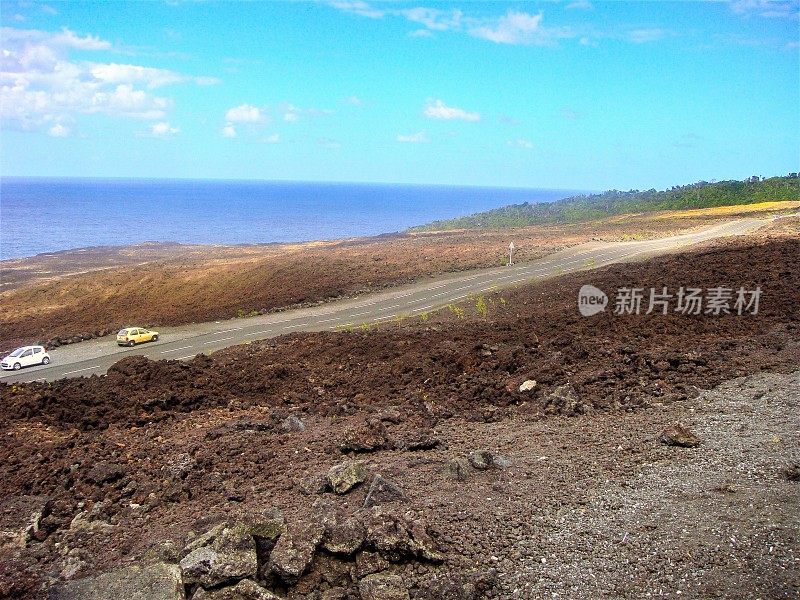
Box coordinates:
[41,5,58,16]
[329,3,575,47]
[0,26,217,133]
[150,121,179,137]
[470,10,552,45]
[508,138,533,149]
[52,28,111,50]
[225,103,267,123]
[221,123,237,138]
[283,104,300,122]
[401,7,462,31]
[397,131,429,143]
[263,133,280,144]
[566,0,593,9]
[327,0,385,19]
[344,95,363,106]
[423,99,480,122]
[627,28,668,43]
[730,0,799,18]
[47,123,69,137]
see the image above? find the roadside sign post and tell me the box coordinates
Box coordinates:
[508,241,515,266]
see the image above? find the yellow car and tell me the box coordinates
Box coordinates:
[117,327,159,347]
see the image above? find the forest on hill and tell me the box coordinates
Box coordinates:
[412,175,800,230]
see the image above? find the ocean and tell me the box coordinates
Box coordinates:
[0,178,579,260]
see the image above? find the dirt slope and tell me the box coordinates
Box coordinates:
[2,207,793,350]
[0,234,798,598]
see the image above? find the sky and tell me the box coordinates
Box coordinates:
[0,0,798,190]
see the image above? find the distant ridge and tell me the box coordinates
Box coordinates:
[410,174,800,231]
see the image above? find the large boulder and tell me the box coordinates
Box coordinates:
[364,509,443,563]
[269,520,324,583]
[313,500,366,555]
[180,523,257,588]
[190,579,279,600]
[49,562,184,600]
[326,460,367,494]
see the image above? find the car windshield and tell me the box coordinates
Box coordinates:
[118,329,129,335]
[8,348,24,357]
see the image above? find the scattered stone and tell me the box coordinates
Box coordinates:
[659,423,701,448]
[783,461,800,481]
[49,562,183,600]
[364,475,406,508]
[321,588,349,600]
[414,569,497,600]
[358,573,410,600]
[297,473,328,496]
[491,455,512,469]
[326,460,367,494]
[86,462,125,485]
[269,520,324,583]
[180,523,257,588]
[313,501,366,555]
[191,578,280,600]
[0,495,52,547]
[245,509,286,541]
[339,424,386,453]
[467,451,492,471]
[364,509,443,563]
[542,384,590,416]
[518,379,537,392]
[444,458,469,481]
[283,415,306,433]
[402,430,440,451]
[355,551,390,578]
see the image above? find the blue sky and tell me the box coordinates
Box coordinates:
[1,0,798,190]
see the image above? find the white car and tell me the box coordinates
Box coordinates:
[1,346,51,371]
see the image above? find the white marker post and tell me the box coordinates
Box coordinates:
[508,241,515,266]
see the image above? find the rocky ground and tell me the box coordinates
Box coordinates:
[0,232,798,599]
[3,206,795,352]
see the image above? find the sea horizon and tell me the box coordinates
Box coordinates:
[0,177,587,261]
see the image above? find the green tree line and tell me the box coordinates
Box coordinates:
[410,175,800,231]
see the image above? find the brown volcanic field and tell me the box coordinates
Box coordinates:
[2,203,796,351]
[0,223,798,598]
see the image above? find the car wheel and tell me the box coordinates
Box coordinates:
[129,340,136,347]
[152,334,159,341]
[42,357,50,365]
[13,363,21,371]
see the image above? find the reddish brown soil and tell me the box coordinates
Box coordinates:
[0,234,798,598]
[0,209,772,351]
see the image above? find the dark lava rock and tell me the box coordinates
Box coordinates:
[364,475,406,508]
[444,458,469,482]
[86,462,125,485]
[358,573,409,600]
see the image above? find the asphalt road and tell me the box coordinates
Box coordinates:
[0,218,766,384]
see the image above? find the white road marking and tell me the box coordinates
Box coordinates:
[62,366,98,375]
[176,355,196,360]
[216,326,244,333]
[204,336,234,344]
[160,345,193,354]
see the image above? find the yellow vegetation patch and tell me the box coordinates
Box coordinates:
[651,201,800,220]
